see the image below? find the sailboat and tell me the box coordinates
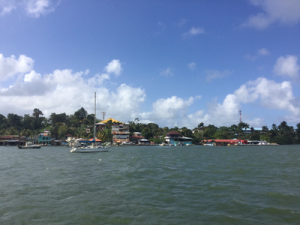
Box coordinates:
[70,92,109,153]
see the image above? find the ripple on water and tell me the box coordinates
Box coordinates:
[0,145,300,224]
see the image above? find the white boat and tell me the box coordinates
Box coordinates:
[70,92,109,153]
[18,141,42,149]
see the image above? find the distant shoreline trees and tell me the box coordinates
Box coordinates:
[0,109,299,145]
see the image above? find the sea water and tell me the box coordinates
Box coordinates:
[0,145,299,224]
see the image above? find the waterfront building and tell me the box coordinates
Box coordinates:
[164,131,193,146]
[38,130,52,145]
[112,123,130,145]
[130,132,144,144]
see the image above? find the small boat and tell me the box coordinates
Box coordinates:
[70,92,109,153]
[18,141,42,149]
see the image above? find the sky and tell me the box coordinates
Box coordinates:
[0,0,300,129]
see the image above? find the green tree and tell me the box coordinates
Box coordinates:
[74,107,87,120]
[32,108,44,129]
[7,113,22,128]
[142,127,153,139]
[203,125,217,139]
[0,114,8,129]
[58,125,69,139]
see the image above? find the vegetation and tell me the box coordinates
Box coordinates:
[0,109,299,145]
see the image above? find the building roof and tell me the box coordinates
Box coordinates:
[131,135,144,139]
[166,131,182,136]
[101,118,123,124]
[89,138,102,142]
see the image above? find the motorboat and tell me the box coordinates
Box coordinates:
[18,141,42,149]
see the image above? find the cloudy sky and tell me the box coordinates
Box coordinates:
[0,0,300,129]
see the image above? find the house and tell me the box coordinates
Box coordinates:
[38,130,52,145]
[138,139,150,145]
[0,135,20,146]
[164,131,182,145]
[95,123,106,131]
[130,132,144,144]
[112,123,130,145]
[164,131,193,146]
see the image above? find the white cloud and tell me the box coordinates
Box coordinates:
[0,54,34,81]
[139,96,194,126]
[88,73,110,86]
[0,0,59,17]
[258,48,270,55]
[234,77,300,115]
[273,55,299,78]
[0,56,145,123]
[105,59,122,76]
[138,77,300,128]
[24,70,41,82]
[185,27,205,36]
[243,0,300,29]
[160,67,173,76]
[188,62,196,71]
[205,70,232,82]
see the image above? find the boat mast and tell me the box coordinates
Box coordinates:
[94,92,96,143]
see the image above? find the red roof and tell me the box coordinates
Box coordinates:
[65,134,72,137]
[130,135,144,139]
[89,138,102,142]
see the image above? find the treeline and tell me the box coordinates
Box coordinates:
[128,120,300,145]
[0,108,96,139]
[0,109,300,145]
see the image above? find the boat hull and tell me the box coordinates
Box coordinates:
[70,147,109,153]
[18,145,41,149]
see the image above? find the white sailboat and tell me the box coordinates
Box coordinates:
[70,92,109,153]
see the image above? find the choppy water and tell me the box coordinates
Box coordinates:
[0,145,299,225]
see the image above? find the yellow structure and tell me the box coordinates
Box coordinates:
[101,118,123,124]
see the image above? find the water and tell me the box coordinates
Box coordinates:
[0,145,299,224]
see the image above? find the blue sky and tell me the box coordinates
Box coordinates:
[0,0,300,129]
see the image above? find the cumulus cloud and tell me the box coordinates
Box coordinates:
[243,0,300,29]
[0,0,59,17]
[0,56,145,122]
[205,70,232,82]
[0,54,34,81]
[88,73,110,86]
[139,96,194,126]
[273,55,299,78]
[105,59,122,76]
[139,77,300,128]
[160,67,173,76]
[235,77,300,115]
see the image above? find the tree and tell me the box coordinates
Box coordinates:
[198,122,204,129]
[33,108,43,119]
[0,114,8,129]
[75,124,86,138]
[32,108,44,129]
[74,107,87,120]
[7,113,22,128]
[58,125,69,139]
[262,126,268,133]
[296,123,300,143]
[203,125,217,139]
[142,127,153,139]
